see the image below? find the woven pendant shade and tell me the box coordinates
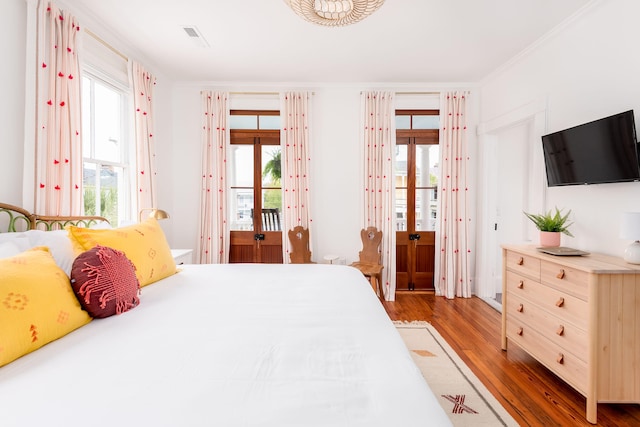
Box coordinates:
[284,0,385,27]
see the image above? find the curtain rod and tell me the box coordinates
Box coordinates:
[395,91,440,95]
[84,28,128,61]
[360,91,440,95]
[229,91,315,95]
[200,91,315,96]
[230,91,279,95]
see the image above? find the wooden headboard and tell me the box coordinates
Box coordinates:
[0,203,109,232]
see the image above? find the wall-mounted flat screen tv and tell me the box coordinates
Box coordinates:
[541,110,639,186]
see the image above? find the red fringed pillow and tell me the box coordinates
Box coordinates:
[71,245,140,318]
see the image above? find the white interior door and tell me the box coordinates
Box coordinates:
[492,122,531,299]
[476,99,548,304]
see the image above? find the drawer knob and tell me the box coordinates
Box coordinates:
[556,297,565,308]
[517,257,524,266]
[517,303,524,312]
[557,269,565,279]
[517,327,523,336]
[557,353,564,364]
[517,280,524,289]
[556,325,565,336]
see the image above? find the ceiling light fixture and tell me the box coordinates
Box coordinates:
[283,0,385,27]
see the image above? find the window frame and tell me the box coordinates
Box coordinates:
[81,66,133,224]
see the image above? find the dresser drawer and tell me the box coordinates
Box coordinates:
[505,270,588,330]
[506,317,587,393]
[501,245,640,423]
[506,292,588,357]
[541,260,589,300]
[505,250,540,280]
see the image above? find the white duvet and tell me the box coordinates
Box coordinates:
[0,264,451,427]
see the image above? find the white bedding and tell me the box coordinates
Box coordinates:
[0,264,451,427]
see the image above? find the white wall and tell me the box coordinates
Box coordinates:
[478,0,640,269]
[6,0,477,285]
[167,86,464,265]
[1,0,27,205]
[11,0,629,302]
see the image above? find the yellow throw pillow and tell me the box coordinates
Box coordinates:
[0,247,92,367]
[67,218,176,287]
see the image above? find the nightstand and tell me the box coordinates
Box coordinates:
[171,249,193,265]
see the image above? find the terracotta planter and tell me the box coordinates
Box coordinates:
[539,231,561,247]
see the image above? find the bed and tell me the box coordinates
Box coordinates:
[0,204,452,427]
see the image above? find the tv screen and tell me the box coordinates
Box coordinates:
[541,110,640,186]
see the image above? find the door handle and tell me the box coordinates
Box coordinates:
[409,233,421,241]
[254,233,265,241]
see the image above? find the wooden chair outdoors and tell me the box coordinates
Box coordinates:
[262,208,281,231]
[350,226,384,299]
[249,208,281,231]
[288,226,315,264]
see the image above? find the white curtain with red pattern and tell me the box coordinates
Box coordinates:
[34,0,83,215]
[198,91,229,264]
[131,61,157,213]
[435,91,473,298]
[280,92,313,262]
[360,91,396,301]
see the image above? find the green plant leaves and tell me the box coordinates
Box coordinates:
[523,207,574,237]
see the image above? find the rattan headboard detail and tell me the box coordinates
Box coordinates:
[0,203,109,232]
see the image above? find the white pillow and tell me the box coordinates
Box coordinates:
[0,241,21,259]
[23,230,76,276]
[0,232,32,252]
[89,221,112,229]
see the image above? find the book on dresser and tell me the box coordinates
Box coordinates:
[501,244,640,424]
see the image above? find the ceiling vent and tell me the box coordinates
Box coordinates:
[181,25,210,48]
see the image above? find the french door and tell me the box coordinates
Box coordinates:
[395,111,439,291]
[228,112,283,263]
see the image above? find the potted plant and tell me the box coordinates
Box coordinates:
[523,207,573,247]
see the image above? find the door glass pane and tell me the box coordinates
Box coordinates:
[261,145,282,231]
[229,145,254,231]
[262,147,281,188]
[230,145,254,187]
[230,115,258,129]
[416,145,439,187]
[413,115,440,129]
[259,115,281,130]
[262,189,282,211]
[395,189,407,231]
[395,145,408,187]
[395,116,410,129]
[416,188,437,231]
[395,145,408,231]
[261,189,282,231]
[229,189,254,230]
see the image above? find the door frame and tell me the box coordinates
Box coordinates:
[395,112,439,292]
[228,120,283,263]
[476,98,548,301]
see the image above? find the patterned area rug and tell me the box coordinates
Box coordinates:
[394,321,519,427]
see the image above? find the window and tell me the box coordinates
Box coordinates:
[81,71,131,225]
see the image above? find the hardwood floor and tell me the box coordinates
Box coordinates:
[383,292,640,427]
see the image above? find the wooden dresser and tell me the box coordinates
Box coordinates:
[501,245,640,424]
